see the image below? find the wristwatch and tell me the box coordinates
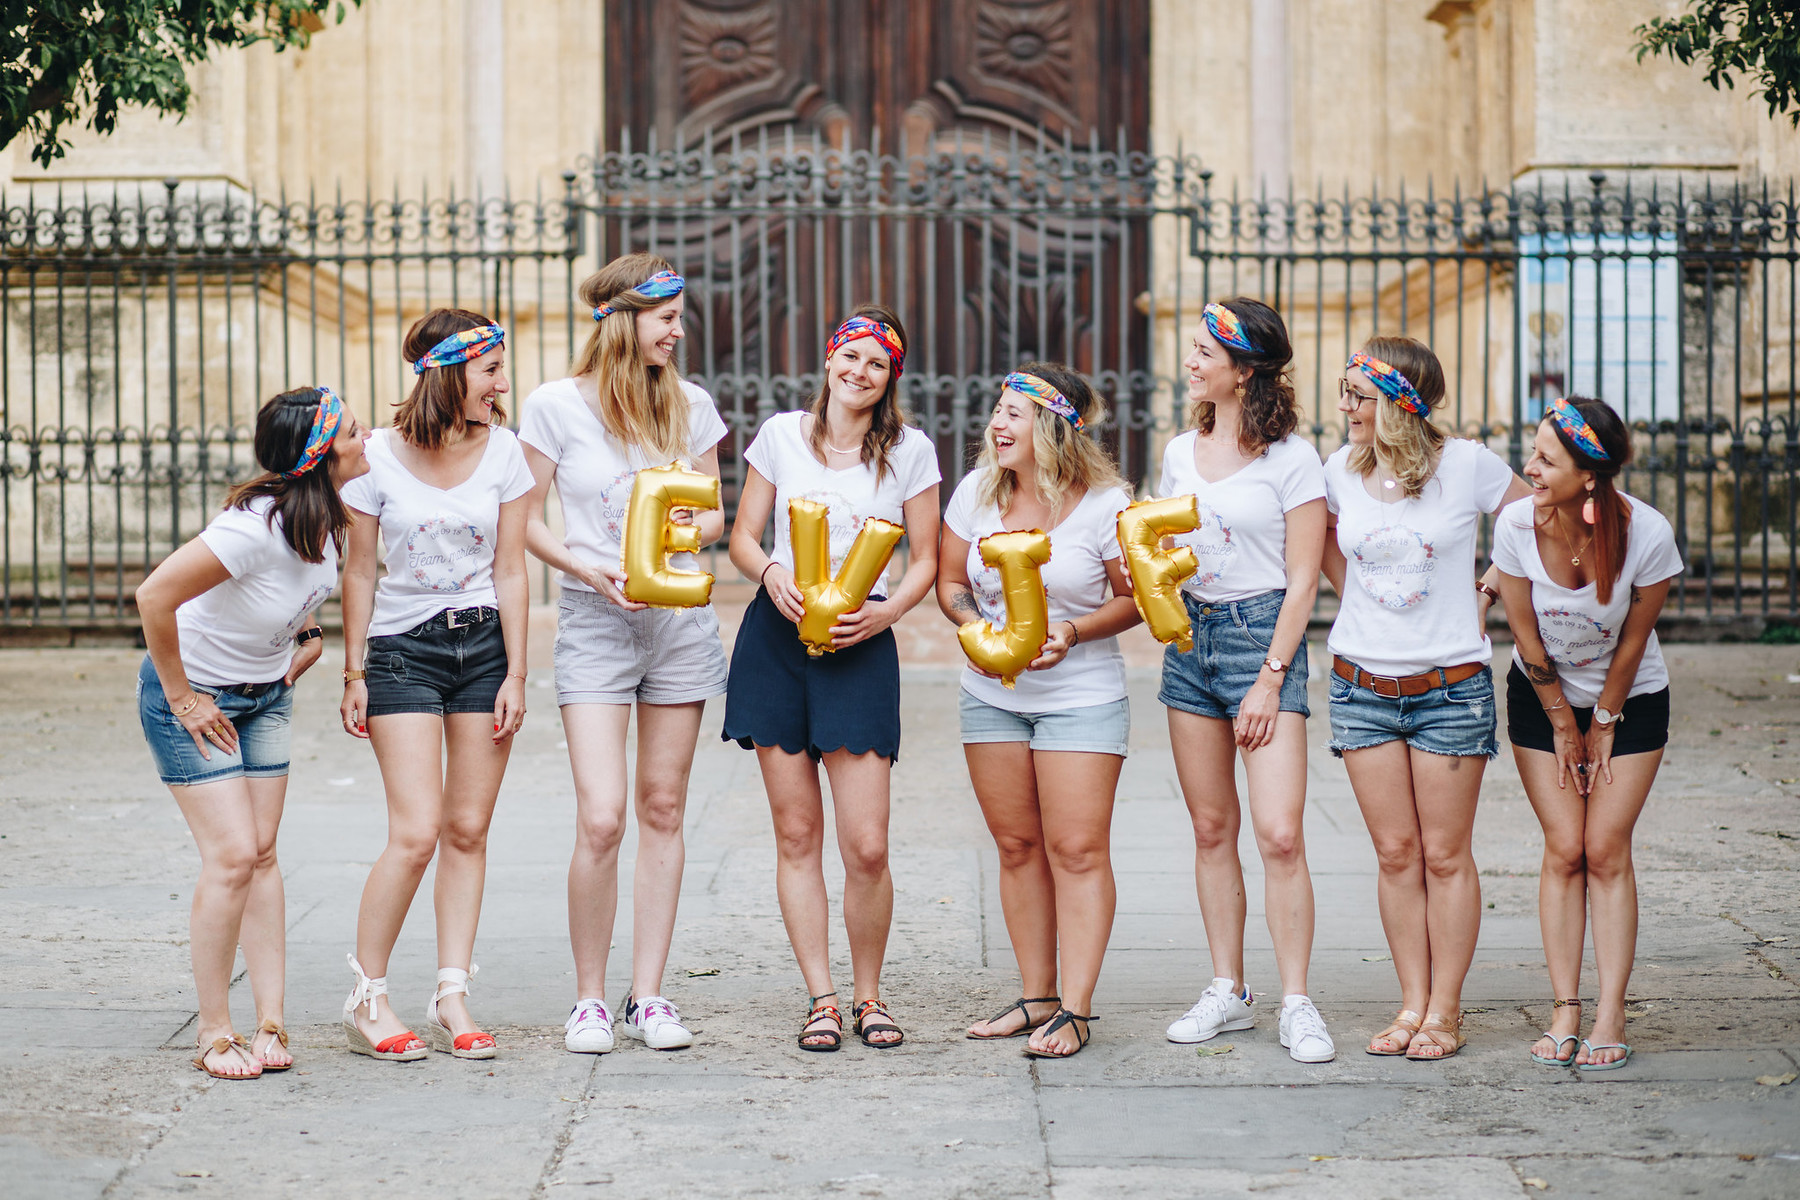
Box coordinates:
[1593,705,1623,727]
[295,627,323,646]
[1263,655,1287,674]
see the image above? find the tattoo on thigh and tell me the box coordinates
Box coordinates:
[949,587,980,618]
[1524,658,1559,686]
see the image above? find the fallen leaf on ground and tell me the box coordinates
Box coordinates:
[686,968,720,977]
[945,1138,963,1147]
[936,896,954,904]
[1195,1043,1234,1057]
[1755,1073,1796,1086]
[1522,1178,1549,1190]
[175,1169,212,1178]
[1361,954,1391,962]
[1309,1155,1336,1162]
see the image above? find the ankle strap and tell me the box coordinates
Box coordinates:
[346,953,388,1020]
[1552,997,1583,1009]
[434,964,478,1001]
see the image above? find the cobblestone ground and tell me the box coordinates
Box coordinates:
[1,611,1796,1198]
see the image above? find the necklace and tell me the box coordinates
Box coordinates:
[1553,510,1595,567]
[824,438,862,454]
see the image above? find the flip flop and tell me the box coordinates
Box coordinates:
[1530,1031,1579,1066]
[1577,1040,1633,1071]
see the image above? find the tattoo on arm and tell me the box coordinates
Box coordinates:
[949,587,980,619]
[1631,586,1642,604]
[1524,659,1560,686]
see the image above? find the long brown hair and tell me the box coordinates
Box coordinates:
[396,308,504,450]
[808,303,912,482]
[1544,395,1633,604]
[1189,296,1299,454]
[1345,335,1448,498]
[976,361,1126,518]
[222,387,354,563]
[570,252,689,460]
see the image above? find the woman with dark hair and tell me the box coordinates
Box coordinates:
[1322,336,1533,1061]
[519,253,729,1053]
[1156,299,1334,1063]
[723,304,941,1051]
[339,309,532,1062]
[940,362,1139,1059]
[136,386,370,1078]
[1493,396,1680,1071]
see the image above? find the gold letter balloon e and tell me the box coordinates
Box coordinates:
[1117,495,1200,652]
[957,529,1052,689]
[620,463,720,608]
[789,498,905,656]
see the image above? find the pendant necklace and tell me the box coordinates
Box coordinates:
[1554,510,1595,567]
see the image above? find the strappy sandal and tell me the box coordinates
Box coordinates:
[251,1020,293,1071]
[852,999,904,1049]
[425,965,497,1059]
[798,991,842,1052]
[967,995,1061,1040]
[1366,1009,1423,1056]
[192,1034,261,1079]
[343,953,428,1062]
[1406,1011,1466,1061]
[1530,998,1581,1066]
[1022,1009,1093,1059]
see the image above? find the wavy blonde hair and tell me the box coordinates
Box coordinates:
[976,361,1125,518]
[570,252,689,461]
[1345,336,1447,498]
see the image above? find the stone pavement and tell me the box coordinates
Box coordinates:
[1,610,1797,1198]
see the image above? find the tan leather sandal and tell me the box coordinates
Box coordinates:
[1366,1009,1423,1056]
[1406,1011,1467,1061]
[251,1019,293,1071]
[192,1034,261,1079]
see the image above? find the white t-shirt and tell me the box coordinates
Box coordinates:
[744,411,941,599]
[518,378,729,590]
[341,425,535,638]
[1490,494,1683,706]
[177,497,339,687]
[945,469,1131,713]
[1325,438,1514,677]
[1156,431,1326,602]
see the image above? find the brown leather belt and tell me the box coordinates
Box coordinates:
[1332,656,1485,699]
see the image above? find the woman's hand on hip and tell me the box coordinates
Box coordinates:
[177,692,238,760]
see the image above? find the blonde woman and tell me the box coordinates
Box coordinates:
[938,362,1139,1059]
[519,253,729,1053]
[1321,336,1531,1061]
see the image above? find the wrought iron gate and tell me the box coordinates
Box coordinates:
[4,152,1798,630]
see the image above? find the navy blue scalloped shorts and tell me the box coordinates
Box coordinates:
[721,587,901,763]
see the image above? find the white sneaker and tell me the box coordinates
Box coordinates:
[564,998,615,1054]
[620,994,694,1050]
[1166,977,1256,1043]
[1278,995,1337,1063]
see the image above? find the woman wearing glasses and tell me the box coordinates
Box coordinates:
[1322,337,1531,1061]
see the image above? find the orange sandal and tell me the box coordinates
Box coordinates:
[798,992,843,1052]
[343,953,428,1062]
[426,966,496,1059]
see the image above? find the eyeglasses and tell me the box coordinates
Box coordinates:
[1337,378,1381,406]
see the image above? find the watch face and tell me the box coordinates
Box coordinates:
[1266,657,1284,673]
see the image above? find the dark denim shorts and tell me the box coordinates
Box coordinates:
[137,655,294,786]
[1504,663,1671,756]
[1327,660,1498,760]
[1158,589,1310,720]
[364,609,508,718]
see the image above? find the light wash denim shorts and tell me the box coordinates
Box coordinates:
[554,586,728,706]
[958,689,1130,757]
[1158,588,1310,720]
[137,655,294,786]
[1326,661,1498,760]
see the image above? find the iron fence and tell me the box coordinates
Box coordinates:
[3,142,1798,629]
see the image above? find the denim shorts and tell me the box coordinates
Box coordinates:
[1326,660,1498,760]
[137,655,294,786]
[1158,589,1310,720]
[365,610,508,718]
[958,689,1130,757]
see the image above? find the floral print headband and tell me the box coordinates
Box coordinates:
[412,324,505,375]
[593,269,685,320]
[1546,397,1611,461]
[1346,352,1430,416]
[826,315,905,379]
[283,386,344,478]
[1203,302,1258,356]
[1003,371,1085,431]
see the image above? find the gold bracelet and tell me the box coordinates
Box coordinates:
[170,693,201,717]
[506,671,528,680]
[343,668,367,684]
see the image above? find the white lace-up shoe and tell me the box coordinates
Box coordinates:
[1166,977,1256,1043]
[1278,994,1337,1063]
[564,998,615,1054]
[620,993,694,1050]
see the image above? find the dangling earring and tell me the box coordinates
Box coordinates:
[1233,383,1246,400]
[1581,481,1596,526]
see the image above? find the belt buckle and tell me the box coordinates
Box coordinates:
[1367,671,1402,698]
[445,607,467,630]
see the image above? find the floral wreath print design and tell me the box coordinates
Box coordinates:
[407,517,487,591]
[1185,501,1236,590]
[1537,606,1613,668]
[600,467,641,547]
[269,581,335,648]
[1353,523,1437,610]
